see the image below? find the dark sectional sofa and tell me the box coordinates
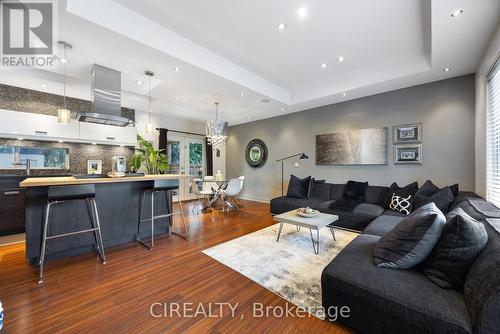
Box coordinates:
[270,182,500,334]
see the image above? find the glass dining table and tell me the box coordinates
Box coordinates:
[193,179,229,210]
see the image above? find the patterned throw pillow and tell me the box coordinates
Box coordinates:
[390,194,413,215]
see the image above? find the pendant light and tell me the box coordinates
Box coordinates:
[57,41,72,123]
[205,102,228,148]
[144,71,154,134]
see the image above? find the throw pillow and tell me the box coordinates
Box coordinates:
[414,180,455,213]
[286,175,312,199]
[450,184,459,197]
[384,182,419,209]
[420,208,488,290]
[373,202,446,269]
[329,181,368,212]
[389,194,413,215]
[344,180,368,202]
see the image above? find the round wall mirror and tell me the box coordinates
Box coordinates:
[245,139,268,168]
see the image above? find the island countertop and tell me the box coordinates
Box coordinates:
[22,173,188,264]
[20,174,189,187]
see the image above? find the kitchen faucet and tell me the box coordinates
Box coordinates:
[12,158,35,175]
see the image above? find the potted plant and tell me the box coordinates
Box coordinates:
[129,135,169,174]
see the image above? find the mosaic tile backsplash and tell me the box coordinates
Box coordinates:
[0,138,134,175]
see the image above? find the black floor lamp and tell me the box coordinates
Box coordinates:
[276,153,309,196]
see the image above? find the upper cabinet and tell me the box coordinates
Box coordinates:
[0,109,79,140]
[79,122,137,146]
[0,109,137,146]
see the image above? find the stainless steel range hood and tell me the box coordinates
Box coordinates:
[78,64,134,127]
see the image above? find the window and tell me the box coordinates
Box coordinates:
[0,146,69,169]
[486,60,500,206]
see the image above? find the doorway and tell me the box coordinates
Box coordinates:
[166,134,206,201]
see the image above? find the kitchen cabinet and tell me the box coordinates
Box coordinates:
[0,109,79,140]
[0,177,26,236]
[0,109,137,146]
[79,121,137,146]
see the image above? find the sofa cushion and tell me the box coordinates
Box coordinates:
[464,219,500,333]
[363,215,404,237]
[421,208,488,290]
[382,209,407,217]
[286,175,311,199]
[365,185,389,206]
[329,184,345,201]
[270,196,325,215]
[373,203,446,269]
[321,234,472,334]
[352,203,384,218]
[447,195,500,332]
[311,182,332,200]
[323,209,375,231]
[384,181,419,208]
[414,180,455,213]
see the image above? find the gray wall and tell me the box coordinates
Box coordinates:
[227,75,476,202]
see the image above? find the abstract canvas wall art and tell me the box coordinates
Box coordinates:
[316,127,388,165]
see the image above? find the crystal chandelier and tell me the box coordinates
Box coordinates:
[206,102,228,147]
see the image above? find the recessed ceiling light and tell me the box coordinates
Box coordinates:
[337,56,344,63]
[277,23,286,30]
[321,63,328,69]
[40,83,47,88]
[175,97,179,102]
[342,92,347,97]
[443,67,452,72]
[241,92,246,97]
[246,116,250,120]
[450,9,463,17]
[174,66,181,72]
[297,7,307,19]
[135,80,143,85]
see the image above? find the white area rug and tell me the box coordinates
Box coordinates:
[202,223,358,318]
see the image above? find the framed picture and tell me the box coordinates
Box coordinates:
[245,139,268,168]
[394,145,422,164]
[87,160,102,174]
[393,123,422,143]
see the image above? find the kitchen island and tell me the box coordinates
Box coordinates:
[20,174,188,264]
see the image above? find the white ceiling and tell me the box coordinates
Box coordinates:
[1,0,499,126]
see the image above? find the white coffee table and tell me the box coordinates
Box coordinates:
[273,210,339,254]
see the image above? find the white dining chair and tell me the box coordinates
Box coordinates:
[190,178,208,212]
[221,177,244,211]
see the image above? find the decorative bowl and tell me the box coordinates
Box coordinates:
[296,207,319,218]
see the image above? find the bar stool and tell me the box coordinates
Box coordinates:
[136,179,189,250]
[39,184,106,285]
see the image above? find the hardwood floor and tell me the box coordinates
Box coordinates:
[0,200,352,334]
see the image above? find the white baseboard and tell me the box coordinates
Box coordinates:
[239,195,270,204]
